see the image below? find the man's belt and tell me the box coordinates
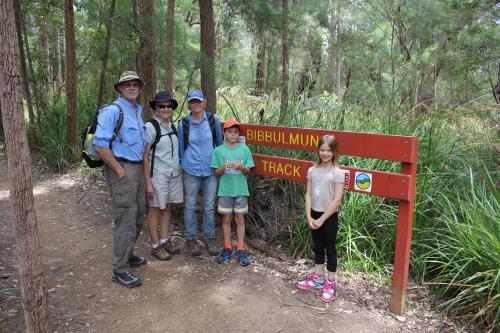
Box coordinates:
[116,157,142,165]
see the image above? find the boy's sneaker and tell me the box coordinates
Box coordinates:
[151,247,171,261]
[186,239,202,256]
[129,255,147,267]
[297,273,325,290]
[319,279,337,303]
[205,237,219,256]
[112,270,141,288]
[236,249,251,266]
[218,247,233,264]
[162,241,180,254]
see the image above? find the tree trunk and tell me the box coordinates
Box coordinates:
[254,36,267,96]
[138,0,156,120]
[328,8,338,93]
[96,0,117,110]
[38,18,49,85]
[199,0,217,114]
[13,0,38,146]
[64,0,78,151]
[265,41,274,93]
[22,5,45,123]
[0,1,52,331]
[166,0,175,92]
[334,12,341,96]
[131,0,139,72]
[280,0,289,121]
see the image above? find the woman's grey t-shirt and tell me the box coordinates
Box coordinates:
[145,117,181,177]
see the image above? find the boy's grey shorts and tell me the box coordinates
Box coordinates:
[218,196,248,215]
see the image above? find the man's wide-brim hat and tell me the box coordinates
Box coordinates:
[149,91,178,110]
[114,71,144,92]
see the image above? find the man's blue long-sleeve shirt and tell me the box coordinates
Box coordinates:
[93,96,146,162]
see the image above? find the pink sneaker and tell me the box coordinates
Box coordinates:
[297,273,325,290]
[319,279,336,302]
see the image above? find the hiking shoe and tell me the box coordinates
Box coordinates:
[129,255,147,267]
[186,239,202,256]
[111,270,141,288]
[218,247,234,264]
[297,273,325,290]
[151,247,171,261]
[204,237,219,256]
[236,249,251,266]
[319,279,337,303]
[161,241,180,254]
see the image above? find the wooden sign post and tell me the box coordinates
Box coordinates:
[238,123,418,315]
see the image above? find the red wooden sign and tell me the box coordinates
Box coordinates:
[237,123,418,315]
[242,124,418,163]
[252,154,412,201]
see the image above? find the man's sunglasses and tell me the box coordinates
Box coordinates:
[157,104,173,109]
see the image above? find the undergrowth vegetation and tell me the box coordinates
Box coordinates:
[31,87,499,329]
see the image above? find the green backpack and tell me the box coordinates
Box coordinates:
[81,103,123,168]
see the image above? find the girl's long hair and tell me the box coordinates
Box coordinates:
[317,134,338,165]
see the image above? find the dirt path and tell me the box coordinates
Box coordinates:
[0,155,463,333]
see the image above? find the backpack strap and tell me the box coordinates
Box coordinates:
[109,103,124,140]
[182,117,190,151]
[148,118,178,177]
[181,112,217,151]
[206,112,217,148]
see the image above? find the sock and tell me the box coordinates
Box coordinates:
[160,238,168,245]
[236,242,245,251]
[224,241,232,250]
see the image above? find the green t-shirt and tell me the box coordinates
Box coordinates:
[210,143,254,197]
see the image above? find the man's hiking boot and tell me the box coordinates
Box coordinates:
[112,270,141,288]
[204,237,219,256]
[186,239,202,256]
[161,241,180,254]
[236,249,251,266]
[151,246,171,261]
[129,255,147,267]
[218,247,234,264]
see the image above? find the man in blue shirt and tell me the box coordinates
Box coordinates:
[178,91,223,256]
[94,71,147,288]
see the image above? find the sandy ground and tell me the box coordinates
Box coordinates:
[0,155,468,333]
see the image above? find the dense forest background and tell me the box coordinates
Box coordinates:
[0,0,498,330]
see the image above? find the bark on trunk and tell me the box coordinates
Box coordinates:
[254,37,267,96]
[0,1,52,331]
[22,5,45,120]
[13,0,38,145]
[138,0,156,120]
[39,19,49,84]
[199,0,217,113]
[280,0,289,121]
[96,0,117,110]
[334,13,341,96]
[166,0,175,92]
[64,0,78,151]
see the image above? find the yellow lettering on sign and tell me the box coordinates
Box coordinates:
[247,129,254,141]
[246,128,319,150]
[261,159,302,178]
[257,130,264,142]
[293,165,300,177]
[311,135,319,147]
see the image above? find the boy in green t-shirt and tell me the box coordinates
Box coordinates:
[210,120,254,266]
